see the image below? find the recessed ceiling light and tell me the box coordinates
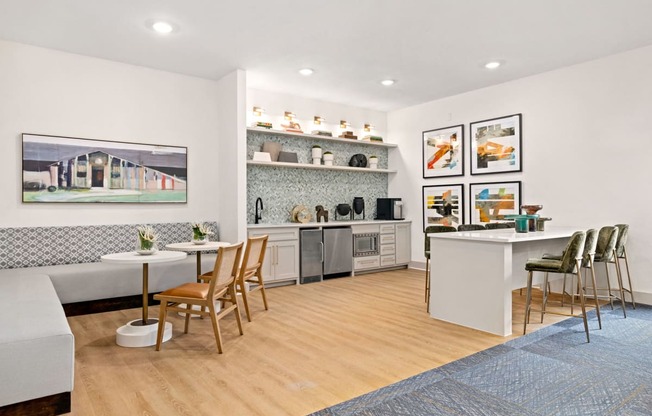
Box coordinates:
[299,68,314,76]
[150,20,175,34]
[380,79,395,86]
[484,61,502,69]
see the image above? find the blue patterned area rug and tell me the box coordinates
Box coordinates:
[311,304,652,416]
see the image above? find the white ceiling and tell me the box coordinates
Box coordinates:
[1,0,652,111]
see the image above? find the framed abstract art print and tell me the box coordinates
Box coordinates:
[470,114,521,175]
[422,125,464,178]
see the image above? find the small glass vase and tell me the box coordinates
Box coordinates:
[192,234,209,245]
[136,239,158,255]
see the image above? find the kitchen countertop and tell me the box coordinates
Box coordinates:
[247,219,411,229]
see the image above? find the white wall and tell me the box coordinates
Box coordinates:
[0,40,222,228]
[246,89,387,140]
[216,70,248,243]
[388,45,652,300]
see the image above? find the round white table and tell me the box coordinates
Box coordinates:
[166,241,231,280]
[101,250,187,347]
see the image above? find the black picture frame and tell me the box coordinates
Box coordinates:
[470,114,522,175]
[469,181,522,225]
[422,124,464,178]
[422,184,464,231]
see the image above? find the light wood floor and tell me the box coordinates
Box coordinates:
[67,268,583,416]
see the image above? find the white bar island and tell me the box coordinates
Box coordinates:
[428,226,577,336]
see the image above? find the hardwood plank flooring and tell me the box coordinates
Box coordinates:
[67,268,585,416]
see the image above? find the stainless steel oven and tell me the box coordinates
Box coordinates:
[353,233,379,257]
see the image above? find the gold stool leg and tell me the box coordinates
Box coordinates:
[524,270,534,335]
[621,249,636,308]
[541,272,550,323]
[575,259,590,343]
[613,249,627,318]
[588,259,602,329]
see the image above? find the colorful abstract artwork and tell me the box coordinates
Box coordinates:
[469,181,521,224]
[422,184,464,230]
[470,114,522,175]
[422,125,464,178]
[22,133,187,203]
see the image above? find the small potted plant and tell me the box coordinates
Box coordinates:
[369,155,378,169]
[311,145,322,165]
[191,222,214,244]
[322,151,334,166]
[136,225,158,255]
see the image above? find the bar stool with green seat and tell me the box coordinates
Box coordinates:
[544,228,602,330]
[614,224,636,308]
[424,225,457,313]
[457,224,486,232]
[589,225,627,317]
[523,231,591,342]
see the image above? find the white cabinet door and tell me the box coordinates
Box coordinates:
[273,240,299,280]
[260,245,274,282]
[395,223,411,265]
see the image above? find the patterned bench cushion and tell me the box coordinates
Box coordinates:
[0,221,218,269]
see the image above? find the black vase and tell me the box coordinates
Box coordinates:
[353,197,365,215]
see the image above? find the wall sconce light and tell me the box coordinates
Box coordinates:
[340,120,350,129]
[253,106,264,117]
[314,116,325,125]
[364,123,374,132]
[284,111,296,120]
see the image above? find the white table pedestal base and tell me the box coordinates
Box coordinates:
[116,319,172,348]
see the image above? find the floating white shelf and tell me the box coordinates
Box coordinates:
[247,127,397,148]
[247,160,396,173]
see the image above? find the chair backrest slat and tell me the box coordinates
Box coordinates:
[208,243,243,296]
[239,235,269,281]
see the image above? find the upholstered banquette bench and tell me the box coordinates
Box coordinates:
[0,222,219,415]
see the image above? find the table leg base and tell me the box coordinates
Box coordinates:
[116,319,172,348]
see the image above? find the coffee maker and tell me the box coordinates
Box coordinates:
[376,198,404,220]
[352,197,365,220]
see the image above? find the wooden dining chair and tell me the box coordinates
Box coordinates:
[154,242,244,352]
[236,235,269,322]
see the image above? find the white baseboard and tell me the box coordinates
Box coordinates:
[409,260,426,271]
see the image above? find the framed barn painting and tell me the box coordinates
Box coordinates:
[422,184,464,231]
[422,125,464,178]
[22,133,187,203]
[470,114,522,175]
[469,181,521,225]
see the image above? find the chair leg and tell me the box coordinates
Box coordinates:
[240,282,253,322]
[588,259,602,329]
[231,283,244,336]
[207,300,223,353]
[425,258,430,303]
[605,262,615,310]
[155,301,168,351]
[575,260,590,343]
[621,249,636,308]
[612,250,627,318]
[259,280,270,311]
[561,273,567,307]
[541,272,550,323]
[184,304,192,334]
[523,271,534,335]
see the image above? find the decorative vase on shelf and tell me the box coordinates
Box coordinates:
[323,152,334,166]
[136,225,158,255]
[311,146,322,165]
[369,156,378,169]
[191,222,214,244]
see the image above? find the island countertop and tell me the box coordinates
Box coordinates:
[428,225,577,243]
